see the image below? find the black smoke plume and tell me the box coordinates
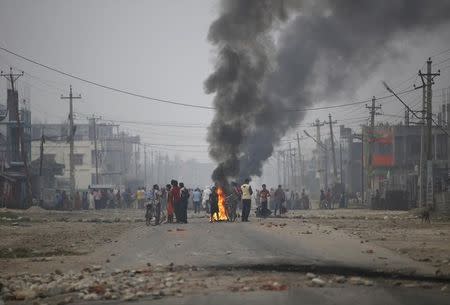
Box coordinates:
[206,0,450,184]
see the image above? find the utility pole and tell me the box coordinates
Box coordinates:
[276,152,281,184]
[289,142,295,190]
[135,143,139,179]
[144,145,147,187]
[312,119,325,189]
[416,74,427,206]
[39,134,45,205]
[1,68,32,206]
[90,115,101,185]
[150,149,154,184]
[121,132,126,186]
[339,143,343,186]
[296,132,304,188]
[404,107,410,126]
[61,86,81,207]
[324,114,338,184]
[365,96,382,192]
[417,58,440,206]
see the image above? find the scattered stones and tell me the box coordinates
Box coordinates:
[419,282,433,289]
[403,283,418,288]
[261,281,288,291]
[83,293,101,301]
[57,296,73,305]
[14,288,37,300]
[311,278,325,287]
[349,277,365,285]
[334,276,346,283]
[306,272,316,279]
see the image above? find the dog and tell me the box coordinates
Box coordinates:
[420,205,433,224]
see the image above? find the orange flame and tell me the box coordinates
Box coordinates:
[213,187,228,221]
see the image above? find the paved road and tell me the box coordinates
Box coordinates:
[124,288,450,305]
[86,216,448,305]
[99,216,434,276]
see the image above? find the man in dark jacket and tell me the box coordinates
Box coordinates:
[179,182,189,223]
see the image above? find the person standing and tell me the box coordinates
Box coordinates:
[241,178,253,222]
[166,184,174,223]
[82,191,88,210]
[192,188,202,214]
[88,190,95,210]
[74,191,82,210]
[202,186,211,214]
[116,189,122,209]
[273,185,286,216]
[179,182,189,223]
[209,183,219,222]
[171,180,181,222]
[259,184,270,218]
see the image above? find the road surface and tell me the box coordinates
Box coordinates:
[80,215,449,305]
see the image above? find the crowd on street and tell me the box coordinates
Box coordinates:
[48,179,351,224]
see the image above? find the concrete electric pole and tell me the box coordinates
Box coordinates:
[324,114,338,184]
[61,85,81,207]
[417,58,440,206]
[1,67,33,206]
[90,115,101,185]
[365,96,382,192]
[296,132,304,188]
[312,119,325,189]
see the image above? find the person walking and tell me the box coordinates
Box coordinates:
[192,188,202,214]
[241,178,253,222]
[273,185,286,216]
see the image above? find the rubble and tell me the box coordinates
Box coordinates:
[311,278,326,287]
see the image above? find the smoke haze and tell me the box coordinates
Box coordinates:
[206,0,450,183]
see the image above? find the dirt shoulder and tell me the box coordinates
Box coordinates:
[286,209,450,276]
[0,208,143,275]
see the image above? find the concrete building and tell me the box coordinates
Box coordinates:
[362,122,449,209]
[31,123,141,191]
[31,140,95,190]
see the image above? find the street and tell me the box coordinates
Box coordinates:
[1,208,449,304]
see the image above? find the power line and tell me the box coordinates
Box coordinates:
[0,45,425,114]
[430,46,450,58]
[0,45,214,110]
[289,88,416,112]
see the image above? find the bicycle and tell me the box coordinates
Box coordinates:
[145,199,165,226]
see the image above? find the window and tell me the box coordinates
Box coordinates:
[73,154,84,166]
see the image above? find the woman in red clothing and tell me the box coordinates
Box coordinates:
[166,184,174,223]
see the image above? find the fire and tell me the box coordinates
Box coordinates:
[213,187,229,221]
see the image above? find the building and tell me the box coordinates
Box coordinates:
[31,123,141,191]
[363,122,449,210]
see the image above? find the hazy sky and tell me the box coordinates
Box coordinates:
[1,0,450,167]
